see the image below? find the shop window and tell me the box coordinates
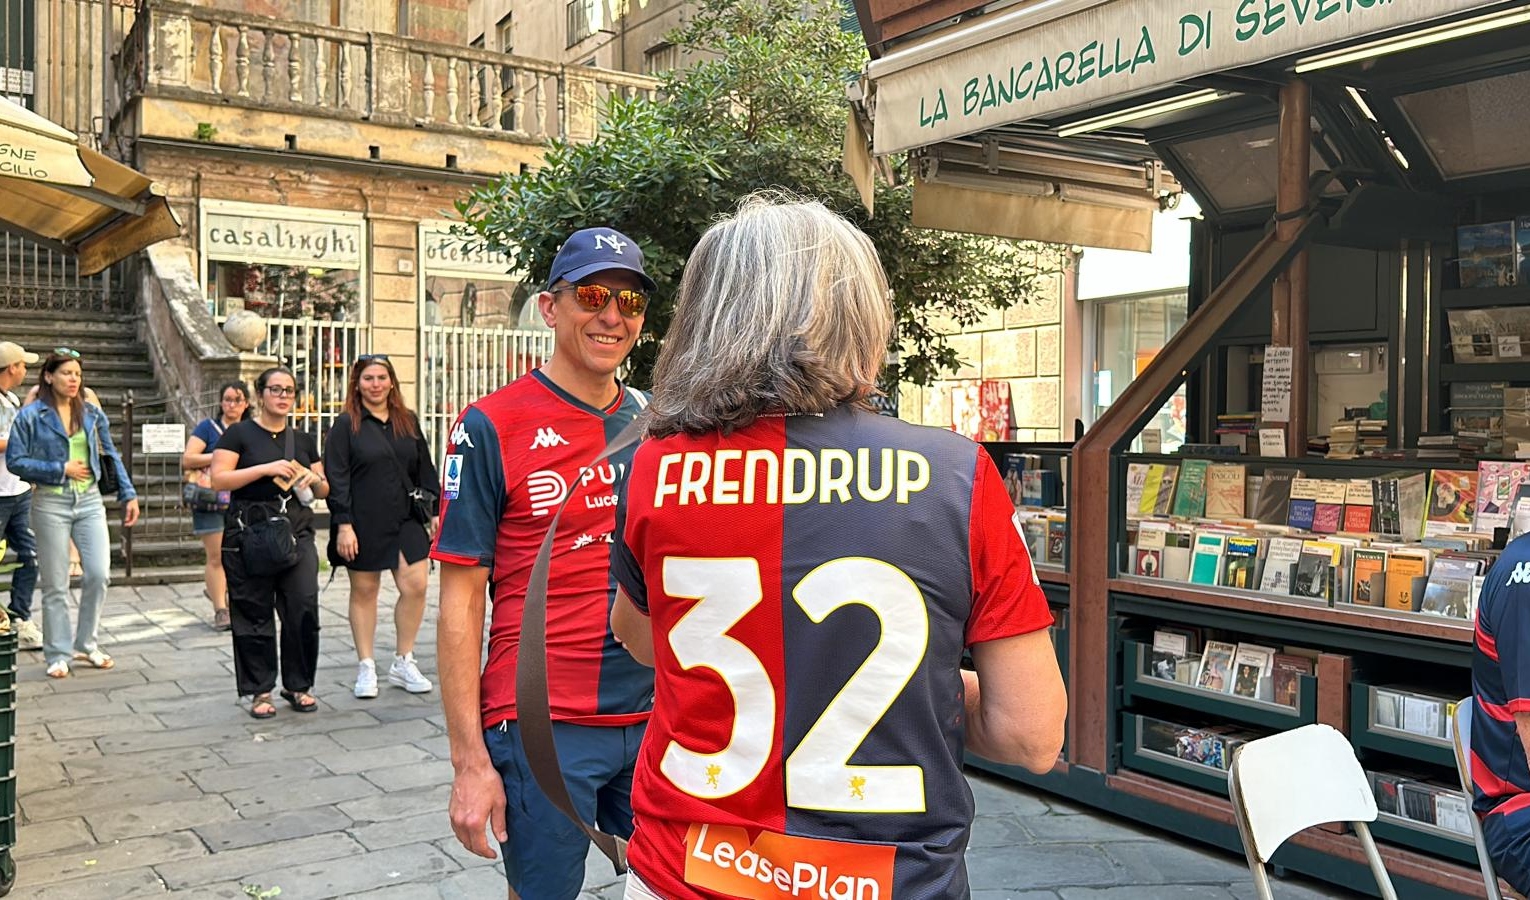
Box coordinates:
[0,0,36,109]
[206,262,361,322]
[566,0,598,47]
[1396,69,1530,179]
[1091,291,1188,451]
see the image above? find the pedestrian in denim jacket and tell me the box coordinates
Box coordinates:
[6,352,138,678]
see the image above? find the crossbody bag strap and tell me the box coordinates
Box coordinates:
[371,417,419,496]
[518,414,645,875]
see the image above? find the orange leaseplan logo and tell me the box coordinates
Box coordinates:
[683,823,895,900]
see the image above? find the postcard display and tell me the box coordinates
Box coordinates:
[1109,451,1489,871]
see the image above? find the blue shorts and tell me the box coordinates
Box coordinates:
[192,510,225,536]
[484,718,645,900]
[1484,804,1530,895]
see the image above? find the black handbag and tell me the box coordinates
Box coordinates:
[376,421,436,526]
[182,421,230,512]
[94,420,120,497]
[233,428,301,572]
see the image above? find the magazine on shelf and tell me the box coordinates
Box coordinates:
[1384,552,1433,612]
[1204,464,1247,519]
[1374,689,1403,730]
[1476,460,1530,534]
[1221,536,1263,590]
[1426,469,1478,536]
[1172,459,1210,518]
[1271,653,1314,707]
[1349,548,1389,607]
[1150,630,1189,681]
[1418,556,1482,619]
[1229,643,1277,701]
[1457,221,1516,288]
[1402,694,1448,739]
[1189,533,1227,586]
[1434,790,1474,836]
[1312,480,1349,534]
[1287,478,1321,531]
[1343,479,1375,533]
[1259,537,1305,594]
[1254,467,1302,525]
[1291,550,1334,601]
[1195,641,1236,692]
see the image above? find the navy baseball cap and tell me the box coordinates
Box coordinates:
[545,227,656,291]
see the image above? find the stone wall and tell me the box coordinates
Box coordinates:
[897,264,1074,442]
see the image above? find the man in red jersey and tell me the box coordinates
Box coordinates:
[610,194,1067,900]
[433,227,655,899]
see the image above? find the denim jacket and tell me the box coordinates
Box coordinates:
[5,401,137,502]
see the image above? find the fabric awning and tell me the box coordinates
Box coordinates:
[0,97,181,275]
[865,0,1506,155]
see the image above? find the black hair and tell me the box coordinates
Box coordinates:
[212,381,252,420]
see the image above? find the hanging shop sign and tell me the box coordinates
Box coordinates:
[421,222,518,279]
[869,0,1502,153]
[200,201,364,269]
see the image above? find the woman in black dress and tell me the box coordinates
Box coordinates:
[324,355,440,700]
[210,366,329,719]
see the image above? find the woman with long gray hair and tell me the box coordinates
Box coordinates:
[608,193,1066,899]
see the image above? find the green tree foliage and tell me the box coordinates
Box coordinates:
[456,0,1064,387]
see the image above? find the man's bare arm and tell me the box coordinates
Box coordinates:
[438,562,506,859]
[964,629,1067,773]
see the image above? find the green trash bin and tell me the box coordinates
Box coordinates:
[0,627,16,896]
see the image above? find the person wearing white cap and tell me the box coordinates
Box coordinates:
[0,343,42,650]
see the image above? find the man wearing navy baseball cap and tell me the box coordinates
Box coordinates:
[435,225,655,900]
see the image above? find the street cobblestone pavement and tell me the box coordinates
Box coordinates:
[11,570,1355,898]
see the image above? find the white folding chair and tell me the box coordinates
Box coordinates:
[1228,723,1398,900]
[1452,697,1511,900]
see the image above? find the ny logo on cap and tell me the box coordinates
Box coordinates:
[593,233,628,254]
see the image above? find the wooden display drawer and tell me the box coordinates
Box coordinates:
[1119,713,1241,797]
[1121,641,1317,730]
[1370,812,1477,866]
[1348,682,1456,768]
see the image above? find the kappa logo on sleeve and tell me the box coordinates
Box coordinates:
[450,421,475,450]
[1507,561,1530,586]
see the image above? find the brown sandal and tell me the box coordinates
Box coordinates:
[280,689,318,713]
[249,693,276,719]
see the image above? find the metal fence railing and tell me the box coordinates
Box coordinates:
[119,390,209,576]
[419,324,554,467]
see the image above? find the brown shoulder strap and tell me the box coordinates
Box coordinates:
[516,416,645,873]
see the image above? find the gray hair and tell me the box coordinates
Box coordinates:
[646,192,893,438]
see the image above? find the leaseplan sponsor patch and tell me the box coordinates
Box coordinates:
[684,823,894,900]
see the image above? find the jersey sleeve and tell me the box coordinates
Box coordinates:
[966,447,1054,646]
[1491,578,1530,712]
[190,418,220,447]
[430,406,506,568]
[610,478,648,613]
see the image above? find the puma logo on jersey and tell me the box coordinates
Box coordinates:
[450,422,475,449]
[527,470,568,517]
[1507,562,1530,586]
[529,427,569,450]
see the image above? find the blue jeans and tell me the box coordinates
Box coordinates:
[483,719,644,900]
[31,487,111,667]
[0,492,37,620]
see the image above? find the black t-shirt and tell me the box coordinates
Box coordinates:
[215,419,321,502]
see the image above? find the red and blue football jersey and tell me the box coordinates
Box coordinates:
[1473,536,1530,818]
[431,370,653,730]
[611,405,1052,899]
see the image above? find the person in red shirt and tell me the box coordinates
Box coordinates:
[433,227,655,900]
[610,194,1067,899]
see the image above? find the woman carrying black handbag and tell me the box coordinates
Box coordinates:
[323,354,440,701]
[210,366,328,720]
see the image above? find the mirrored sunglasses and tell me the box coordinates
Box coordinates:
[561,283,648,319]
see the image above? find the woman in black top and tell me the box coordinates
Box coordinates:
[210,366,330,719]
[324,355,440,700]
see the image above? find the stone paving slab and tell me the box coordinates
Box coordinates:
[4,575,1365,899]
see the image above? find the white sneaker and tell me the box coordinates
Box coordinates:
[15,620,41,651]
[388,653,433,694]
[353,658,378,699]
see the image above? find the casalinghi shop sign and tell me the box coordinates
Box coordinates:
[203,211,363,269]
[870,0,1504,154]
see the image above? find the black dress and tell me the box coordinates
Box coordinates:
[323,411,441,572]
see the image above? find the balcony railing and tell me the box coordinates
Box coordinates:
[118,0,660,144]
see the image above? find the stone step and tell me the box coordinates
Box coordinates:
[0,564,203,593]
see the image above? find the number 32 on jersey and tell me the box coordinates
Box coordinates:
[660,556,930,814]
